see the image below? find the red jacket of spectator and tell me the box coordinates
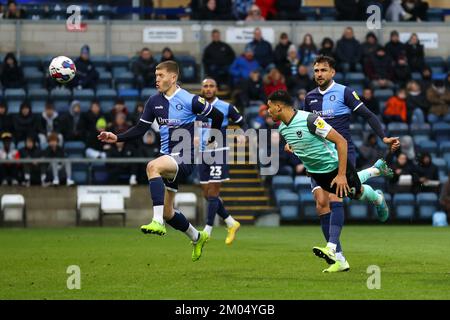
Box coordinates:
[384,96,407,122]
[255,0,277,19]
[263,68,287,96]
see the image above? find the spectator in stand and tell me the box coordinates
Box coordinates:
[414,152,439,193]
[0,132,19,185]
[360,88,380,116]
[426,79,450,123]
[402,0,429,21]
[336,27,362,72]
[335,0,359,20]
[109,112,130,136]
[108,98,130,126]
[263,67,287,97]
[298,34,317,67]
[318,38,335,60]
[106,141,138,185]
[388,152,415,193]
[0,3,5,18]
[237,69,266,109]
[85,116,110,159]
[12,101,40,143]
[79,101,106,158]
[202,29,236,88]
[233,0,254,20]
[419,66,433,92]
[358,133,385,169]
[19,136,41,186]
[4,0,25,19]
[253,104,271,130]
[199,0,222,20]
[229,46,261,86]
[275,0,303,20]
[386,0,412,21]
[361,32,380,66]
[383,88,408,123]
[41,132,74,186]
[38,101,63,147]
[385,30,406,62]
[274,33,292,73]
[393,55,412,88]
[71,45,99,90]
[246,28,273,70]
[294,88,307,110]
[0,52,25,89]
[282,44,300,80]
[160,47,177,63]
[60,100,83,142]
[0,101,13,135]
[255,0,277,19]
[139,129,160,159]
[287,64,315,96]
[406,80,427,123]
[245,4,265,21]
[131,101,145,126]
[131,48,157,89]
[365,46,394,89]
[446,71,450,89]
[405,33,425,73]
[440,173,450,220]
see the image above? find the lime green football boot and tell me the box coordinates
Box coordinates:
[323,260,350,273]
[312,246,337,265]
[372,158,394,178]
[192,230,209,262]
[375,190,390,222]
[140,220,166,236]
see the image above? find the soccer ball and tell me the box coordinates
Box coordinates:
[49,56,76,84]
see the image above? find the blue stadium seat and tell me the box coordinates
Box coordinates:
[112,67,129,77]
[272,175,294,191]
[73,89,95,101]
[28,88,48,100]
[20,56,42,68]
[141,88,158,100]
[110,56,130,68]
[415,140,438,155]
[98,71,113,89]
[387,122,409,137]
[97,88,117,100]
[431,67,444,75]
[350,123,363,136]
[433,157,447,173]
[411,72,421,81]
[65,141,86,153]
[244,105,260,119]
[410,123,431,136]
[393,193,416,220]
[90,56,109,69]
[7,101,22,114]
[54,101,70,113]
[416,193,438,220]
[72,163,88,184]
[374,89,394,101]
[439,141,450,156]
[50,87,72,101]
[91,163,109,184]
[345,72,365,86]
[427,8,443,21]
[277,192,299,220]
[294,176,311,192]
[4,88,26,101]
[432,122,450,143]
[334,73,344,83]
[299,191,316,219]
[115,71,134,90]
[412,134,430,145]
[366,176,386,191]
[32,101,46,113]
[118,88,139,101]
[347,200,369,220]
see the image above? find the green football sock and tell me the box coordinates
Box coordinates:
[359,184,382,205]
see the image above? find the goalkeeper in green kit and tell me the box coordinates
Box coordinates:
[267,90,392,273]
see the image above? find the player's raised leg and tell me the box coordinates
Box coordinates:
[357,158,393,184]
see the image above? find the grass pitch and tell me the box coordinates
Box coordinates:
[1,225,449,300]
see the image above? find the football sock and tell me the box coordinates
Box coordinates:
[357,167,379,183]
[217,197,231,220]
[328,202,344,253]
[336,252,346,262]
[359,184,382,205]
[319,212,331,242]
[166,210,199,241]
[224,216,237,228]
[204,225,213,236]
[148,177,165,224]
[206,197,220,226]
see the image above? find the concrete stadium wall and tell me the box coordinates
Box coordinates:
[1,20,449,62]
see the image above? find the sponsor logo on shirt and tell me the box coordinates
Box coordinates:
[310,99,318,103]
[314,117,326,129]
[155,105,164,109]
[157,117,181,126]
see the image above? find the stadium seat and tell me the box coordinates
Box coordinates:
[7,101,22,114]
[278,192,299,220]
[411,72,421,81]
[91,163,109,184]
[374,89,394,101]
[272,175,294,191]
[347,200,369,220]
[4,88,26,102]
[334,73,344,83]
[432,122,450,143]
[32,100,46,113]
[65,141,86,154]
[1,194,26,227]
[28,88,48,101]
[427,8,443,21]
[439,141,450,156]
[141,88,158,100]
[23,67,44,89]
[433,157,447,173]
[298,191,316,219]
[50,87,72,100]
[367,176,386,191]
[98,71,113,89]
[350,123,363,136]
[387,122,409,137]
[72,163,88,185]
[112,67,128,77]
[77,194,100,225]
[393,193,416,220]
[179,55,198,83]
[432,211,448,227]
[345,72,365,86]
[115,71,134,90]
[100,194,127,226]
[90,56,109,69]
[118,88,139,100]
[415,140,438,155]
[410,123,431,136]
[73,89,95,101]
[416,193,438,220]
[20,56,42,69]
[174,193,197,221]
[294,176,311,192]
[97,88,117,111]
[110,56,130,68]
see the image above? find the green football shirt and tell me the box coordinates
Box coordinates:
[278,110,339,174]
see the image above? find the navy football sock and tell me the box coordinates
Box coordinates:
[206,197,220,226]
[216,197,230,220]
[148,177,165,224]
[329,202,344,252]
[319,212,331,242]
[166,210,189,232]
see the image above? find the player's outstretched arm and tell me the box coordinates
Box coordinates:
[97,131,118,143]
[98,120,152,144]
[326,129,351,198]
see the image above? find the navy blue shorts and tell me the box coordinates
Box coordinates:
[310,149,356,192]
[198,149,230,184]
[162,154,195,192]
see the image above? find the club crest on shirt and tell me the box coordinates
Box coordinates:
[296,130,303,138]
[175,104,183,111]
[352,91,360,100]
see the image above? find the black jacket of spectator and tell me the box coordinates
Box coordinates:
[239,76,266,108]
[406,42,425,72]
[287,73,315,95]
[275,0,304,20]
[357,134,384,169]
[42,145,66,158]
[361,33,379,64]
[71,57,99,90]
[274,40,292,71]
[364,52,394,81]
[131,56,157,88]
[336,36,362,64]
[335,0,359,20]
[0,104,13,135]
[393,59,412,87]
[247,39,274,69]
[19,144,41,159]
[59,102,83,141]
[78,109,104,149]
[385,40,406,62]
[0,52,25,89]
[406,91,428,118]
[361,95,380,115]
[403,0,429,21]
[12,104,40,142]
[202,39,236,84]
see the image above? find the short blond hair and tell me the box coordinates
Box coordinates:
[156,60,179,77]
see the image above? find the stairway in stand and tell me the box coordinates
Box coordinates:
[221,134,275,224]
